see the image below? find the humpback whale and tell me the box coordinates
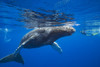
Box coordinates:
[0,26,75,64]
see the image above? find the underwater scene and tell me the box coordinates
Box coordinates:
[0,0,100,67]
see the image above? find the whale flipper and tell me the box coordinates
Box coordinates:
[51,42,62,54]
[0,53,24,64]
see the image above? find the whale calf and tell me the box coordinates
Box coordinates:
[0,26,75,64]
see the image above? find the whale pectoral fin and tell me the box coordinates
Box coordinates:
[51,42,62,54]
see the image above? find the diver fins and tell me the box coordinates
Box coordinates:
[51,42,62,54]
[0,53,24,64]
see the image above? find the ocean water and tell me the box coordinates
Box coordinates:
[0,0,100,67]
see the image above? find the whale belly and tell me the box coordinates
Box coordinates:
[20,29,51,48]
[23,40,46,48]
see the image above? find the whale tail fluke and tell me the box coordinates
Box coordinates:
[0,53,24,64]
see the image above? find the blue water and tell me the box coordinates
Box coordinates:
[0,0,100,67]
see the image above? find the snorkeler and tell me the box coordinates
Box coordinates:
[80,29,99,36]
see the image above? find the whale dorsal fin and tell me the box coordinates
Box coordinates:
[51,42,62,54]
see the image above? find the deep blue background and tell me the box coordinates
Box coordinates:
[0,0,100,67]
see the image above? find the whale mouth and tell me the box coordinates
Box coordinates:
[69,27,76,33]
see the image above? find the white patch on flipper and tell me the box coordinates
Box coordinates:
[51,42,62,54]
